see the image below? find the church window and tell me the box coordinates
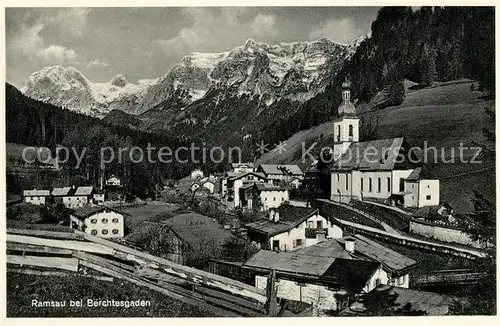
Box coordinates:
[349,125,353,137]
[345,175,349,190]
[399,178,405,192]
[426,195,431,200]
[387,177,391,192]
[369,178,372,192]
[361,178,364,191]
[377,178,381,192]
[337,126,341,142]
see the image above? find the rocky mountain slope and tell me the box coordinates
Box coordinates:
[21,66,158,118]
[21,37,361,120]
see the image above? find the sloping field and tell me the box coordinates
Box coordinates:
[258,80,495,213]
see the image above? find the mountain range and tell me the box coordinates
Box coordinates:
[21,37,363,119]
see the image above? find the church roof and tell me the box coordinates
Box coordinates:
[331,137,405,171]
[338,100,357,116]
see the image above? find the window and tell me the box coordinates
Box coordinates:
[375,278,382,287]
[360,178,364,192]
[399,178,405,192]
[308,221,314,228]
[273,197,276,201]
[369,178,372,192]
[317,221,323,229]
[102,229,108,235]
[426,195,431,200]
[102,218,108,224]
[90,219,97,224]
[349,125,353,137]
[295,239,303,248]
[336,174,339,182]
[337,126,341,142]
[272,240,280,251]
[377,178,381,193]
[112,218,119,223]
[397,275,405,285]
[91,230,97,236]
[112,229,119,234]
[387,177,391,192]
[345,174,349,190]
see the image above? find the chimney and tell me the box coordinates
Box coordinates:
[269,210,275,221]
[345,237,356,253]
[274,211,280,223]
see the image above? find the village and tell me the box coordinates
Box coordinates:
[6,81,490,316]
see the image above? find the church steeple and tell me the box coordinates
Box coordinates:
[338,78,356,117]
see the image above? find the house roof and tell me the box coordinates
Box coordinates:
[332,138,405,171]
[51,187,72,196]
[74,186,94,196]
[406,167,436,181]
[71,206,122,219]
[254,183,287,192]
[244,205,318,236]
[231,162,254,168]
[341,285,466,316]
[163,213,233,248]
[336,235,417,273]
[320,258,380,291]
[243,250,337,276]
[228,171,266,181]
[243,248,380,292]
[23,189,51,196]
[258,164,303,176]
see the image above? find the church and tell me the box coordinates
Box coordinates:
[325,80,440,209]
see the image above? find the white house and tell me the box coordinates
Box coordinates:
[231,162,255,173]
[23,189,51,205]
[254,183,289,211]
[223,171,267,208]
[63,186,95,209]
[328,79,439,208]
[70,206,125,238]
[245,205,343,251]
[404,167,440,208]
[243,234,416,315]
[93,192,106,206]
[105,175,122,187]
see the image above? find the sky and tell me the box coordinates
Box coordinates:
[5,7,380,89]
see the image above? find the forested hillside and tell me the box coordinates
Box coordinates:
[5,84,223,198]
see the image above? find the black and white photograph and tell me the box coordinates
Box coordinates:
[1,3,497,319]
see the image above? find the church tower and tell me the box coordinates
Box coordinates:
[333,79,360,160]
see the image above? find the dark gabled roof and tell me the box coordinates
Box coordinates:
[332,138,405,171]
[254,183,288,192]
[257,164,303,176]
[337,235,417,273]
[244,205,318,236]
[406,167,437,181]
[320,258,380,292]
[71,205,123,220]
[243,248,381,292]
[228,171,266,181]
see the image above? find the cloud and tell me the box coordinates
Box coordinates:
[153,8,280,57]
[251,14,277,36]
[85,59,110,69]
[308,18,363,44]
[7,11,82,64]
[44,8,90,37]
[39,45,77,61]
